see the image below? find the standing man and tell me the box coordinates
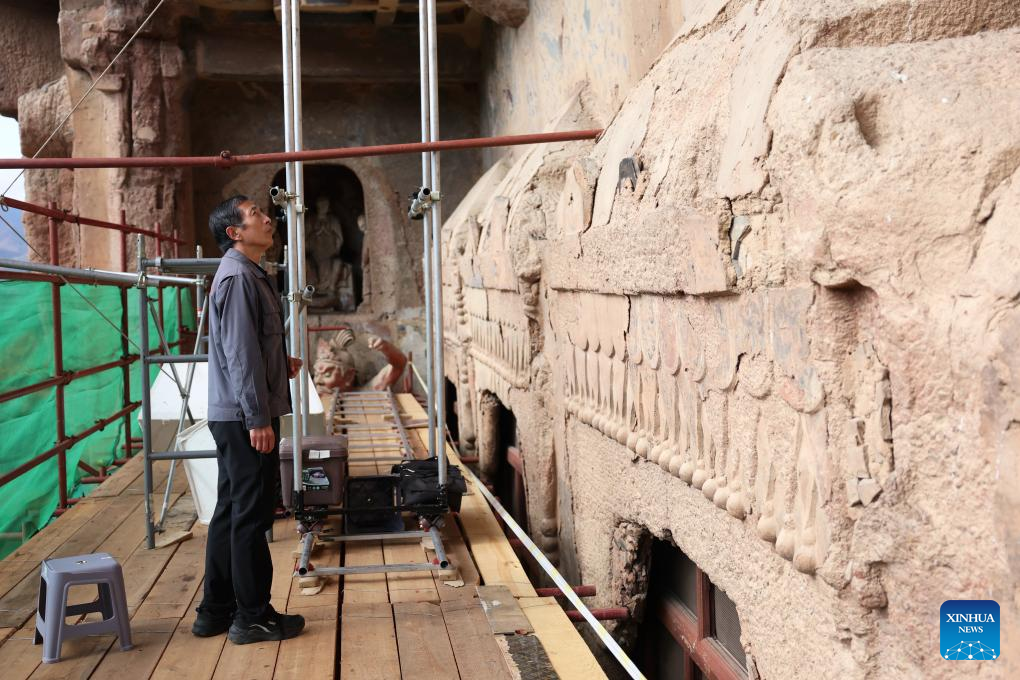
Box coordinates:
[193,195,305,644]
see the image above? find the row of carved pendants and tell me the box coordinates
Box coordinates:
[563,393,819,575]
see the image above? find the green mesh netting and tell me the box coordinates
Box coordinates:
[0,280,194,559]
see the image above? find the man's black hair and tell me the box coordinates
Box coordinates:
[208,195,250,254]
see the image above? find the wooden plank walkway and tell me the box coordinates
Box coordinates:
[0,393,605,679]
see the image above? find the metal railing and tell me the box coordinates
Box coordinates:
[0,198,194,516]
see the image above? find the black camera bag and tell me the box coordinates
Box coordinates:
[391,458,467,513]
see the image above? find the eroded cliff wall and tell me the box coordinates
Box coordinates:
[444,1,1020,677]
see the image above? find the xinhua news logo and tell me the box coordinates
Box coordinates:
[941,600,1000,661]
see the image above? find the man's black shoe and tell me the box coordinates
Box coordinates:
[192,607,235,637]
[228,608,305,645]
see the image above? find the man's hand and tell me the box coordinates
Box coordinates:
[250,425,275,454]
[288,356,302,379]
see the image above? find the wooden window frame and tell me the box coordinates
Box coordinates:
[653,565,746,680]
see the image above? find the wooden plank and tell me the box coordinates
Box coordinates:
[392,602,459,680]
[101,490,186,563]
[339,602,399,680]
[384,538,439,603]
[88,618,177,680]
[272,605,336,680]
[269,520,298,613]
[341,541,389,604]
[150,586,226,680]
[26,630,116,680]
[0,500,106,598]
[440,599,513,680]
[519,597,607,680]
[120,494,198,614]
[476,585,534,635]
[132,524,206,620]
[211,637,280,680]
[0,621,42,680]
[497,634,560,680]
[88,453,145,498]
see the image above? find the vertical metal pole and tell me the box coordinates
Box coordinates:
[289,0,310,437]
[48,204,68,510]
[426,0,448,484]
[419,0,436,459]
[119,286,132,463]
[154,219,166,334]
[157,300,208,528]
[138,235,155,549]
[280,0,303,506]
[196,245,206,353]
[172,227,184,347]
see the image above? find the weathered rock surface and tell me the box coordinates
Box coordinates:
[445,2,1020,678]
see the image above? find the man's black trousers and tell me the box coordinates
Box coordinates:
[201,418,280,623]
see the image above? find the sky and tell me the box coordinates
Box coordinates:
[0,115,26,260]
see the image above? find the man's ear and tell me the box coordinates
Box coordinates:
[227,225,240,242]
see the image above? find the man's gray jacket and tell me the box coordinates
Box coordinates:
[207,247,292,428]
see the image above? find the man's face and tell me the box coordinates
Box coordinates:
[227,200,274,250]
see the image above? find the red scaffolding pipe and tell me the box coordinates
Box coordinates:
[564,608,630,622]
[0,355,141,405]
[0,401,140,489]
[0,130,602,170]
[0,268,186,289]
[0,196,186,245]
[0,194,198,516]
[48,205,68,509]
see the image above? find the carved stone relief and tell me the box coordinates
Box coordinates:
[551,288,863,575]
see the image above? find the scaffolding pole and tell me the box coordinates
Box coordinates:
[418,0,436,463]
[281,0,305,512]
[425,0,448,485]
[0,130,601,170]
[289,0,311,439]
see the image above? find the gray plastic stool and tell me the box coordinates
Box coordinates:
[33,552,132,663]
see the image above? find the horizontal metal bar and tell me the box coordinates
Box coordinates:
[145,354,208,364]
[0,269,184,289]
[0,197,186,243]
[305,562,440,576]
[149,450,217,461]
[336,409,394,414]
[143,257,221,275]
[318,531,429,543]
[0,259,199,286]
[536,585,598,598]
[307,503,446,515]
[0,355,139,405]
[565,608,630,622]
[0,401,140,488]
[0,375,64,404]
[0,129,603,170]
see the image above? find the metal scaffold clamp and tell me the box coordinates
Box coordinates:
[285,284,315,304]
[270,185,303,213]
[407,186,440,220]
